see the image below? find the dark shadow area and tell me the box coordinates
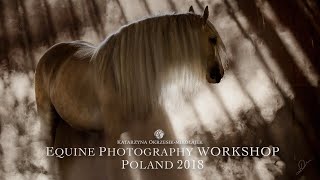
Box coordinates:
[196,0,320,178]
[84,0,105,39]
[40,0,57,46]
[226,0,320,178]
[0,1,82,71]
[267,0,320,73]
[0,0,10,69]
[115,0,128,23]
[16,0,35,71]
[65,0,81,40]
[0,120,3,180]
[26,1,54,48]
[55,121,118,180]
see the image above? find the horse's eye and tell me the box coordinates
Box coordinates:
[209,36,217,45]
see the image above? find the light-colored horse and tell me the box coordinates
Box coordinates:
[35,6,225,147]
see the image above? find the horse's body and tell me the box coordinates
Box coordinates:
[35,7,225,146]
[35,41,124,145]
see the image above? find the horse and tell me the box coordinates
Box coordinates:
[35,6,226,147]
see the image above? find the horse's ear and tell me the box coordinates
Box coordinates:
[201,6,209,24]
[189,6,195,13]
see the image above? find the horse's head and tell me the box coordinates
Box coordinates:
[189,6,225,84]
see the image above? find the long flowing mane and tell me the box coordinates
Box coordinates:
[91,13,225,119]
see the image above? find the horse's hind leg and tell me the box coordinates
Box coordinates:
[35,81,62,179]
[36,99,59,146]
[35,80,58,147]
